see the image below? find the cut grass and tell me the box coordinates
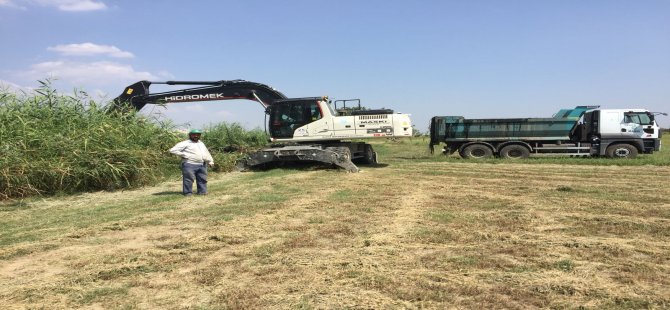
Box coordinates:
[1,139,669,309]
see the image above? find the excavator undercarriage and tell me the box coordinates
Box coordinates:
[238,145,361,173]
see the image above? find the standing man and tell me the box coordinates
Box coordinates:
[169,129,214,196]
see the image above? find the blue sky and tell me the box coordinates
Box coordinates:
[1,0,669,130]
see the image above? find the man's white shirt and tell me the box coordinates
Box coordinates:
[169,140,214,165]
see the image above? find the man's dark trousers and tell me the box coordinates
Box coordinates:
[182,163,207,195]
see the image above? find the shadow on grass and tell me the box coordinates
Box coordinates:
[152,191,183,196]
[244,162,342,172]
[0,200,32,211]
[358,163,390,169]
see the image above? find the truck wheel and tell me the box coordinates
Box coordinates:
[500,144,530,159]
[461,144,493,159]
[362,144,377,164]
[606,143,638,159]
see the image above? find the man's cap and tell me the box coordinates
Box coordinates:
[189,129,203,134]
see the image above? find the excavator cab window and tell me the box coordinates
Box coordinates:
[309,103,322,121]
[270,100,321,138]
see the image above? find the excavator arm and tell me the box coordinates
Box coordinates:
[108,79,288,112]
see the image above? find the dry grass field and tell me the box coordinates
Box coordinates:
[1,138,669,309]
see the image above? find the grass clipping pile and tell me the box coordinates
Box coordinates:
[0,138,669,308]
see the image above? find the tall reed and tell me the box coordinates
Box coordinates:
[0,81,181,199]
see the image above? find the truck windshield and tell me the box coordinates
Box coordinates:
[623,112,653,125]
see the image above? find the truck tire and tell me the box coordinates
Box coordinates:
[499,144,530,159]
[606,143,638,159]
[461,144,493,159]
[361,144,377,164]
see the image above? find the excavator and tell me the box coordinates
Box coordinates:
[109,79,413,172]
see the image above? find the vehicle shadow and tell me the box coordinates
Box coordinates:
[241,161,390,172]
[394,156,437,160]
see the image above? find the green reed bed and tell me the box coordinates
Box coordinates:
[202,122,268,172]
[0,83,183,199]
[0,82,275,199]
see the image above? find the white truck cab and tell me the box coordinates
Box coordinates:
[583,108,662,157]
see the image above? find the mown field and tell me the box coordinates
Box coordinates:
[1,136,669,309]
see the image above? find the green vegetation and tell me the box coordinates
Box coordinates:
[0,82,271,199]
[202,122,268,173]
[203,122,267,152]
[0,81,181,199]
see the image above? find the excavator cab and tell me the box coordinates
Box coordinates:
[269,98,323,139]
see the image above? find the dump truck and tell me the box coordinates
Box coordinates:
[429,106,663,159]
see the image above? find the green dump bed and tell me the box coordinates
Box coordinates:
[430,106,596,143]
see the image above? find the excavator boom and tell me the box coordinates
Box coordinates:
[108,79,287,112]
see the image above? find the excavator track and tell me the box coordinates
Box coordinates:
[237,145,360,173]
